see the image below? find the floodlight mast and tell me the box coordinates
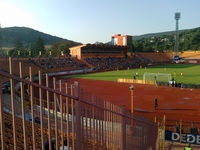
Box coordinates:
[175,12,181,56]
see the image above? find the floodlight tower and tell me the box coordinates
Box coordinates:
[174,12,181,56]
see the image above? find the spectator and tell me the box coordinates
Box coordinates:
[45,138,55,150]
[181,82,184,89]
[136,72,139,78]
[59,139,72,150]
[154,98,158,110]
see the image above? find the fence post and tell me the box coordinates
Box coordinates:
[74,81,82,150]
[59,80,64,150]
[71,84,75,150]
[39,70,44,150]
[53,77,58,150]
[75,100,82,150]
[29,66,36,150]
[0,75,5,150]
[46,74,51,150]
[9,57,17,150]
[121,105,126,150]
[65,83,70,150]
[19,62,27,150]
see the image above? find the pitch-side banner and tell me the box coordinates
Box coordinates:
[165,130,200,145]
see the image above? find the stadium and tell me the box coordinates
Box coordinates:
[1,0,200,148]
[1,38,200,150]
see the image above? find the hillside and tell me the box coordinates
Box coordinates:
[132,29,189,41]
[132,27,200,52]
[0,27,81,48]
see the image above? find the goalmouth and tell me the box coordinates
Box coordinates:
[143,72,172,82]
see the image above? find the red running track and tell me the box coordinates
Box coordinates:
[60,78,200,127]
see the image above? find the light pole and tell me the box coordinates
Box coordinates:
[129,85,134,113]
[174,12,181,57]
[129,85,134,135]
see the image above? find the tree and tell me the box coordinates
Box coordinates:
[0,49,6,56]
[8,49,17,57]
[30,43,35,57]
[14,38,23,51]
[190,30,200,50]
[33,36,45,56]
[57,43,70,56]
[51,41,75,56]
[133,40,144,52]
[8,38,27,57]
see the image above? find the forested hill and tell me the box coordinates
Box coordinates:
[133,27,200,52]
[0,27,81,48]
[132,29,189,41]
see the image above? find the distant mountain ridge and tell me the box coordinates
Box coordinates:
[106,28,192,44]
[132,27,200,52]
[0,26,81,48]
[132,29,192,40]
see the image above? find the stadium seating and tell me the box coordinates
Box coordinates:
[0,55,174,149]
[83,53,172,71]
[84,56,143,71]
[0,111,51,149]
[136,53,172,64]
[0,57,89,84]
[33,57,88,72]
[180,51,200,59]
[0,58,40,78]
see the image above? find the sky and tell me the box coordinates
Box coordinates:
[0,0,200,44]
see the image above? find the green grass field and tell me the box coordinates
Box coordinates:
[64,64,200,85]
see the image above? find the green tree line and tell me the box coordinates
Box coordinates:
[133,27,200,52]
[2,37,79,57]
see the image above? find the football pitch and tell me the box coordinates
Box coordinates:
[64,64,200,85]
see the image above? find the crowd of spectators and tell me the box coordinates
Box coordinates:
[0,56,89,83]
[0,58,40,81]
[84,53,172,72]
[0,53,172,81]
[84,57,143,71]
[33,56,88,72]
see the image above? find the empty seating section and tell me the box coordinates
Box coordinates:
[180,51,200,59]
[0,107,106,149]
[0,111,53,149]
[136,53,172,64]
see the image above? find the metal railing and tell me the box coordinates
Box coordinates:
[0,57,158,150]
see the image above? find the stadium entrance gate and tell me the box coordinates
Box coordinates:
[0,57,158,150]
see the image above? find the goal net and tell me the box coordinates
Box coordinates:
[143,72,171,82]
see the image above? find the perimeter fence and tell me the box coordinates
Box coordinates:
[0,57,158,150]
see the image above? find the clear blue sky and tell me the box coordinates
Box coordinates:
[0,0,200,44]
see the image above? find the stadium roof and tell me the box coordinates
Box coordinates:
[69,44,127,49]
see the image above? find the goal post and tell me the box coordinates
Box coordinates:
[143,72,171,82]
